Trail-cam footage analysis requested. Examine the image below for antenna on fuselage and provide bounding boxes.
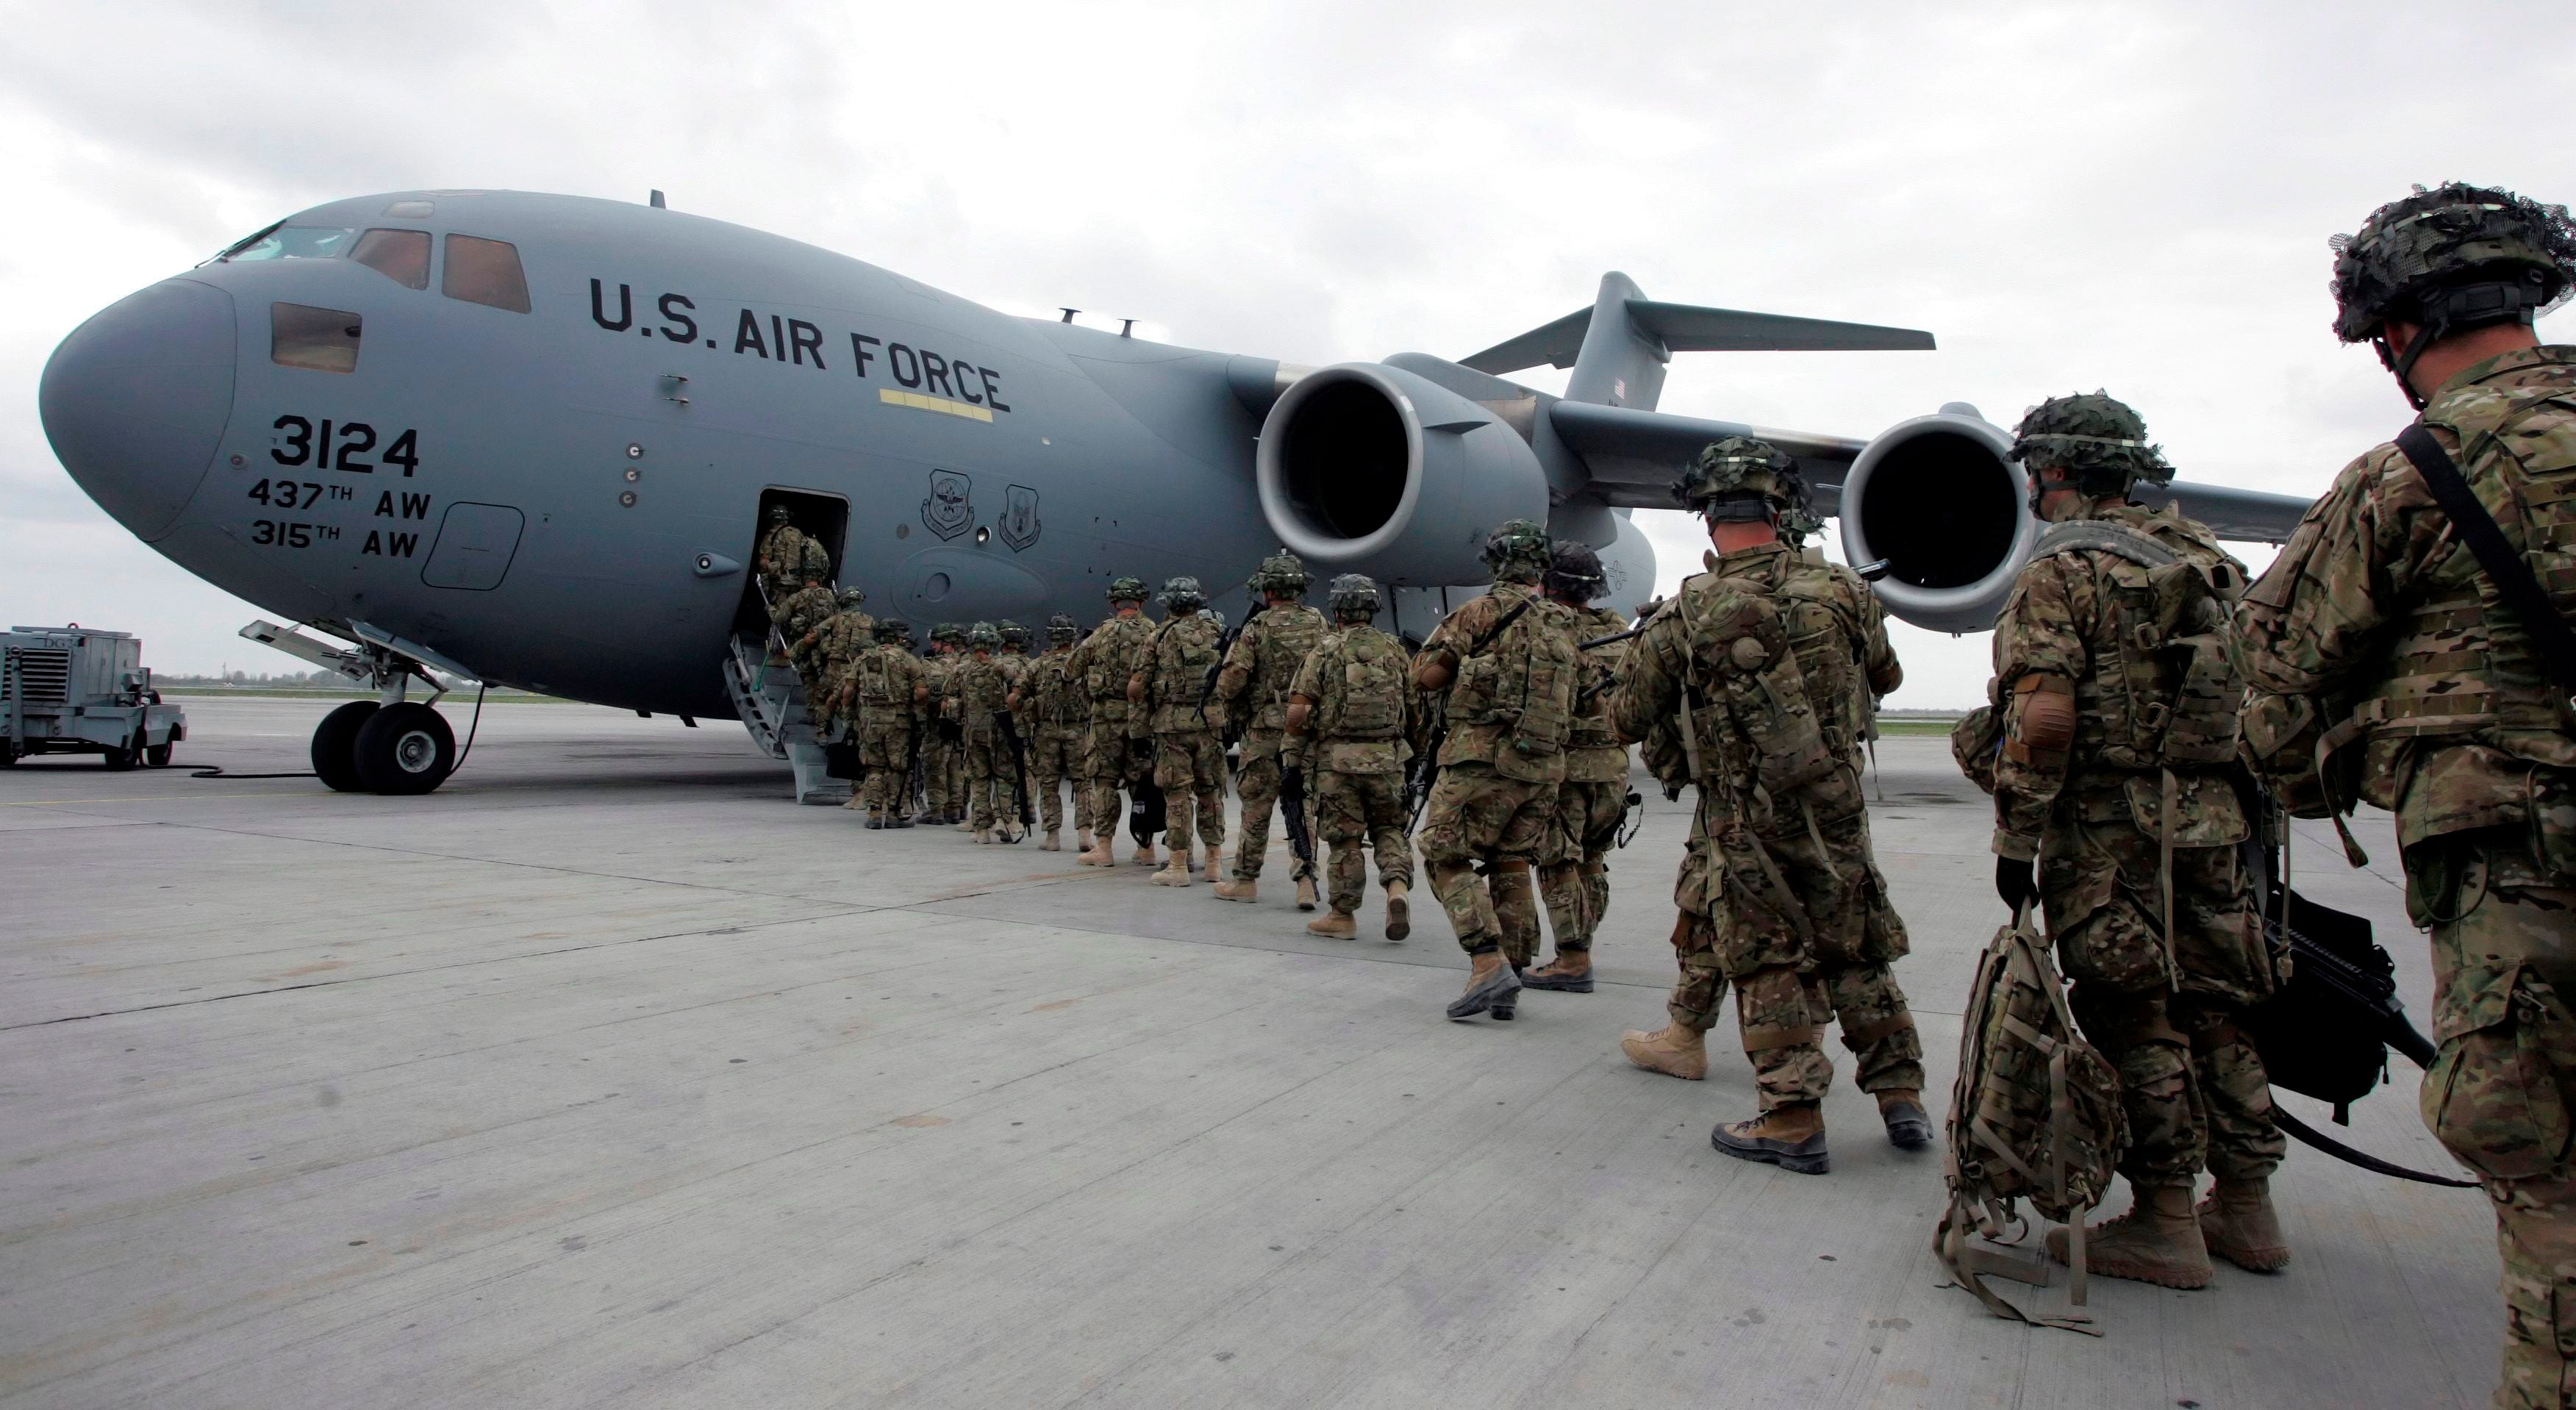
[1119,318,1136,338]
[1059,308,1078,323]
[649,190,667,209]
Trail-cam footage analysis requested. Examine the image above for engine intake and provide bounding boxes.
[1256,362,1548,584]
[1837,411,2033,633]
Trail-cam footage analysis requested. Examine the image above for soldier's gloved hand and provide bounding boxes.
[1994,855,2040,915]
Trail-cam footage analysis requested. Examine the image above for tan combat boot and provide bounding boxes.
[1040,829,1061,852]
[1078,830,1095,856]
[1383,881,1410,940]
[2047,1183,2213,1289]
[1620,1026,1709,1081]
[2197,1177,2291,1272]
[1152,853,1192,886]
[1132,842,1161,868]
[1212,876,1257,903]
[1306,909,1357,938]
[1294,875,1320,912]
[973,827,992,845]
[1203,842,1225,878]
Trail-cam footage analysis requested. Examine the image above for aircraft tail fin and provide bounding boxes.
[1459,272,1936,413]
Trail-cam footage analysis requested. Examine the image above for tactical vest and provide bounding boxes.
[1084,618,1151,701]
[1148,617,1223,730]
[1244,605,1328,732]
[1446,590,1576,762]
[854,646,907,706]
[1028,654,1085,729]
[2340,391,2576,762]
[1320,627,1408,740]
[1775,567,1872,767]
[2036,516,2245,773]
[1567,605,1628,753]
[1680,582,1837,803]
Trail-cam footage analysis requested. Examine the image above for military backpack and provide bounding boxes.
[1446,593,1576,778]
[1323,628,1409,740]
[2033,518,2245,773]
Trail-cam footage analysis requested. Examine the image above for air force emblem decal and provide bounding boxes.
[921,470,973,541]
[1000,484,1042,552]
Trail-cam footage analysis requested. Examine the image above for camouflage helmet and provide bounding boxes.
[1159,576,1206,612]
[1327,573,1381,620]
[1673,436,1800,520]
[837,585,867,609]
[1106,575,1149,604]
[1252,548,1311,595]
[967,621,1000,649]
[1545,540,1607,601]
[768,504,792,525]
[872,616,910,642]
[1045,612,1079,644]
[997,619,1029,648]
[1778,476,1826,543]
[2330,182,2576,344]
[798,540,833,581]
[2007,392,2172,495]
[1480,518,1553,583]
[931,621,963,644]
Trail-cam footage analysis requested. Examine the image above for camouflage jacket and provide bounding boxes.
[1068,612,1155,726]
[756,523,815,587]
[1136,612,1225,735]
[1798,551,1904,759]
[1289,623,1416,775]
[1420,581,1579,784]
[1988,501,2249,861]
[2237,344,2576,851]
[1562,601,1635,784]
[952,654,1012,742]
[771,584,837,664]
[847,643,925,727]
[1214,602,1330,752]
[814,608,875,673]
[1018,648,1089,732]
[920,653,959,723]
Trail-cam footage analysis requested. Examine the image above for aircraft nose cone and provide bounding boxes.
[40,278,237,542]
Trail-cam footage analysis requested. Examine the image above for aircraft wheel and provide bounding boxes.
[103,733,140,771]
[311,701,380,792]
[146,740,173,767]
[354,703,456,795]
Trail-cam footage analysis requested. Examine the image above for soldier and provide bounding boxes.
[954,622,1019,843]
[1132,576,1228,885]
[770,553,839,709]
[1070,577,1160,867]
[917,623,964,825]
[1285,574,1415,940]
[1978,393,2277,1284]
[1012,613,1090,851]
[1411,520,1578,1021]
[2235,184,2576,1400]
[807,586,874,745]
[755,504,815,598]
[1525,541,1632,994]
[1212,550,1331,907]
[1610,438,1927,1175]
[848,617,927,828]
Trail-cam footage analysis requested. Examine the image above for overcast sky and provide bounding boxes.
[1,0,2567,703]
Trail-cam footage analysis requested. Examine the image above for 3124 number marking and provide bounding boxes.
[270,415,419,476]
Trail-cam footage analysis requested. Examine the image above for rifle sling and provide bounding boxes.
[2393,423,2576,696]
[2272,1106,2478,1188]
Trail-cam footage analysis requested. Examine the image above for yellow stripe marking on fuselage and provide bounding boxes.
[879,388,995,423]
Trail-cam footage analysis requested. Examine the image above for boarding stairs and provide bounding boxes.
[723,631,848,805]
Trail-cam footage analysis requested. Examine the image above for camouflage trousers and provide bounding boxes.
[1028,724,1082,834]
[1153,730,1227,856]
[1671,804,1922,1109]
[1314,768,1414,915]
[1539,777,1625,954]
[1231,734,1315,883]
[1082,717,1139,842]
[2405,829,2576,1409]
[962,733,1022,833]
[856,720,912,815]
[1417,762,1554,962]
[2042,814,2280,1187]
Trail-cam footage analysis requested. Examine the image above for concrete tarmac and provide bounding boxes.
[0,699,2501,1407]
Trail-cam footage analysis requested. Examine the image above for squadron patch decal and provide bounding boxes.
[1000,484,1042,552]
[921,470,973,541]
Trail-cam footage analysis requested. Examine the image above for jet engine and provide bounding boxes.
[1255,362,1550,584]
[1836,409,2035,634]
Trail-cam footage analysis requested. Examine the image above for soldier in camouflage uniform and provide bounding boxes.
[2235,184,2576,1406]
[770,548,840,713]
[1213,550,1331,907]
[756,504,817,599]
[953,623,1020,842]
[847,617,927,828]
[1525,541,1632,994]
[1976,393,2278,1286]
[1012,613,1090,851]
[806,587,875,741]
[918,623,964,825]
[1071,577,1160,867]
[1286,574,1416,940]
[1611,438,1927,1175]
[1133,577,1229,885]
[1412,520,1579,1021]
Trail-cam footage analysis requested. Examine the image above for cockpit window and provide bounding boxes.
[351,229,431,290]
[223,226,357,263]
[384,199,434,218]
[442,235,530,313]
[272,303,362,373]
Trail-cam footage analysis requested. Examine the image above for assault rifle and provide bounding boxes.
[1278,759,1316,875]
[1405,596,1534,828]
[993,706,1035,840]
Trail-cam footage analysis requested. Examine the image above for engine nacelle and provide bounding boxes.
[1255,362,1550,584]
[1837,410,2034,634]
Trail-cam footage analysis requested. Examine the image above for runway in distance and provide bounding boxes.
[37,188,2313,792]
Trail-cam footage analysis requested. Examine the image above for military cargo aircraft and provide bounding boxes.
[39,189,2311,795]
